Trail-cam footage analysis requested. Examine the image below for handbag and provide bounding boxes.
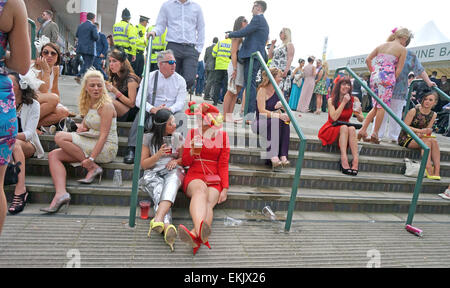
[332,121,362,130]
[198,158,221,185]
[4,161,21,186]
[144,71,159,132]
[227,77,237,94]
[404,158,425,178]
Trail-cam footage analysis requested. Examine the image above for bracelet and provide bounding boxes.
[115,91,121,99]
[88,156,95,162]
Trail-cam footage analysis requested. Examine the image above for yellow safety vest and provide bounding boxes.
[212,38,232,70]
[113,20,137,56]
[135,24,147,52]
[148,25,168,64]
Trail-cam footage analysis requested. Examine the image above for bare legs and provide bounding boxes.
[408,137,441,177]
[0,165,7,235]
[223,86,243,122]
[358,106,385,142]
[47,132,100,207]
[339,125,359,170]
[185,179,220,238]
[37,93,70,128]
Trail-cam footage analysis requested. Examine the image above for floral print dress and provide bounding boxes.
[0,0,18,166]
[370,53,398,109]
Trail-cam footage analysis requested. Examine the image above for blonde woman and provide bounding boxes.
[313,60,329,114]
[268,27,295,99]
[357,27,410,144]
[41,70,118,214]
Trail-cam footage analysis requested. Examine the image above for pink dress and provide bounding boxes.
[370,53,398,109]
[296,64,315,112]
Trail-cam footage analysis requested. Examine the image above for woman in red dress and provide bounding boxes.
[179,103,230,255]
[318,77,364,175]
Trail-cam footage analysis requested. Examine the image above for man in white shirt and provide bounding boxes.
[148,0,205,92]
[124,49,187,164]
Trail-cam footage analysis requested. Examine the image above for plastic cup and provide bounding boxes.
[193,136,203,156]
[139,200,151,220]
[113,169,122,186]
[163,136,173,154]
[353,101,361,112]
[262,206,276,221]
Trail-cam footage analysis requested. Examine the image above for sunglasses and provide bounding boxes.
[42,50,58,56]
[161,60,176,65]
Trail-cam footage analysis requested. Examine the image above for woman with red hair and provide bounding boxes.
[179,103,230,255]
[318,77,364,175]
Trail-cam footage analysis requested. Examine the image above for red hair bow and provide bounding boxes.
[334,75,342,85]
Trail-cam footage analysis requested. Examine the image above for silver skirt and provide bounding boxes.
[139,166,185,224]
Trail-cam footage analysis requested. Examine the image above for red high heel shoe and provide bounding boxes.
[178,224,201,255]
[199,220,211,249]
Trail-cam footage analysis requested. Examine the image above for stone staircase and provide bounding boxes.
[5,118,450,215]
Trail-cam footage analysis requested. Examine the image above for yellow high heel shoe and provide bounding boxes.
[164,224,177,252]
[148,218,164,238]
[425,169,441,180]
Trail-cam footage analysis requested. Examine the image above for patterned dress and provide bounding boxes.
[270,45,291,93]
[397,108,435,147]
[0,0,18,166]
[71,109,118,163]
[370,53,398,109]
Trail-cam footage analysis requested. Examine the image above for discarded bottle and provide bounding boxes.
[262,206,276,221]
[224,216,243,227]
[405,224,423,237]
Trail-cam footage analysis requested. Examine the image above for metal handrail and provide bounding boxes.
[128,37,153,227]
[334,67,429,228]
[27,18,36,59]
[404,79,450,120]
[243,51,307,232]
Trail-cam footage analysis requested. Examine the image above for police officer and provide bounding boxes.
[135,15,149,77]
[147,25,167,72]
[113,8,137,66]
[211,38,232,105]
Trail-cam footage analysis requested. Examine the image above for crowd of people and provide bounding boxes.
[0,0,449,253]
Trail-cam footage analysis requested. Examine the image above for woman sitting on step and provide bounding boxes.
[106,47,140,122]
[139,109,185,252]
[33,41,71,133]
[318,76,364,176]
[41,70,118,214]
[178,103,230,255]
[252,67,291,169]
[7,72,45,215]
[398,91,441,180]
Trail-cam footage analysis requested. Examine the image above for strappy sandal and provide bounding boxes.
[164,224,177,252]
[8,191,29,215]
[148,218,165,238]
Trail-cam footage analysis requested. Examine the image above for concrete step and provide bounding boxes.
[5,176,450,214]
[230,149,450,177]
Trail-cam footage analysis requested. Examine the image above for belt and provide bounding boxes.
[169,42,195,48]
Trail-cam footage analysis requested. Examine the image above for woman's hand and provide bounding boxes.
[165,159,178,171]
[421,128,433,135]
[279,113,290,122]
[81,158,96,170]
[76,126,88,133]
[156,144,171,158]
[343,94,351,104]
[231,70,237,80]
[274,101,283,110]
[218,188,228,204]
[105,81,115,93]
[36,56,50,74]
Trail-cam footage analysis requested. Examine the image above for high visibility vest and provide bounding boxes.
[113,20,137,56]
[135,24,147,52]
[148,25,168,64]
[212,39,232,70]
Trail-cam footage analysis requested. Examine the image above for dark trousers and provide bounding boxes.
[211,69,228,105]
[204,69,215,98]
[79,53,94,77]
[150,62,159,72]
[243,57,261,119]
[195,77,205,95]
[134,51,145,77]
[93,57,107,80]
[167,42,199,91]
